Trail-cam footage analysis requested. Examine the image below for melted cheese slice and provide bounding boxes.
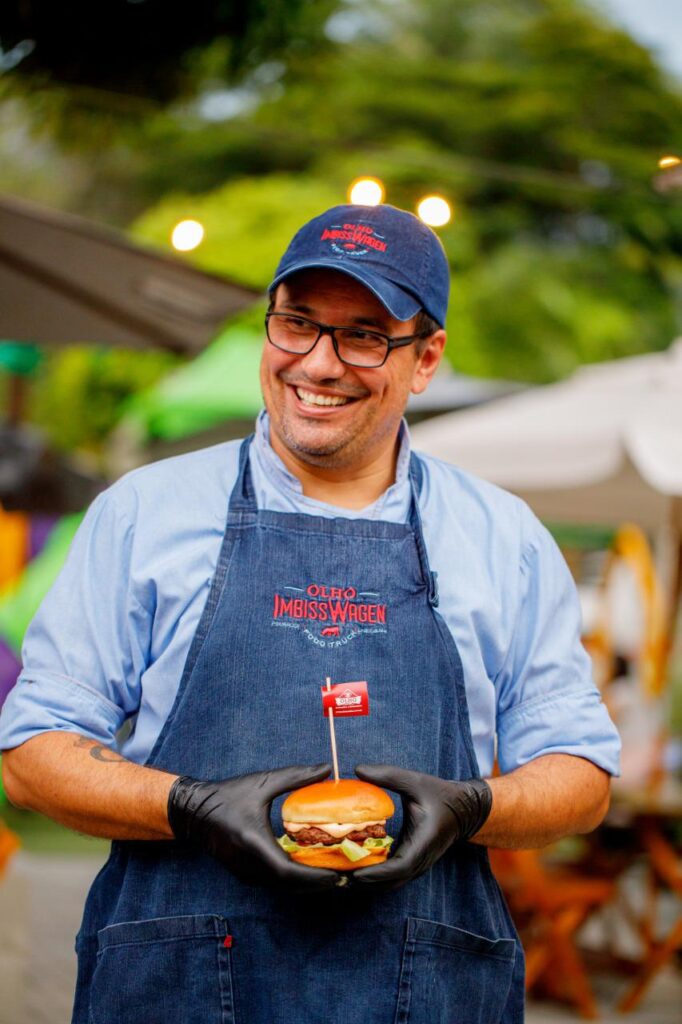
[283,820,385,838]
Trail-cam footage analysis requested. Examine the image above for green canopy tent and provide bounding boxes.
[121,325,263,440]
[109,324,264,473]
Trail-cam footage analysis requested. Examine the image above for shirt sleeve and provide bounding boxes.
[495,508,621,776]
[0,487,151,751]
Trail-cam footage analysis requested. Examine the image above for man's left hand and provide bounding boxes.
[351,764,492,891]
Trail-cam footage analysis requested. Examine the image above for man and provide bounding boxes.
[1,204,619,1024]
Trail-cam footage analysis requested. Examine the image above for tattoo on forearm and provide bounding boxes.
[73,735,127,763]
[89,746,127,763]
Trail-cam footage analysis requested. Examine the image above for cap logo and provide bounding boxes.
[320,221,387,258]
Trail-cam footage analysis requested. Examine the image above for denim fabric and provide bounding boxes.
[394,919,516,1024]
[73,438,524,1024]
[2,412,621,781]
[79,915,236,1024]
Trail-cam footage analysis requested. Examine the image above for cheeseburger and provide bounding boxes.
[279,779,394,870]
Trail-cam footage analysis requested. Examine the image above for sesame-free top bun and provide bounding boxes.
[282,778,394,824]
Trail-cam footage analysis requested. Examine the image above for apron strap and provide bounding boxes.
[408,453,439,607]
[227,438,438,606]
[228,435,257,514]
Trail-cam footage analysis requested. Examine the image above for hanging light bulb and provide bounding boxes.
[348,177,385,206]
[171,219,205,252]
[416,195,451,227]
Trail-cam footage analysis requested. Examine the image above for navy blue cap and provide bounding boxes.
[268,204,450,327]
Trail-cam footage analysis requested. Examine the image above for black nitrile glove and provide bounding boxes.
[168,763,338,892]
[352,764,492,891]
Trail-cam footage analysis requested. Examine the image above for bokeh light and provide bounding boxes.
[658,155,681,169]
[348,177,385,206]
[171,219,205,251]
[416,195,452,227]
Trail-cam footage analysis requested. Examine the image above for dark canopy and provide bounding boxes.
[0,194,259,355]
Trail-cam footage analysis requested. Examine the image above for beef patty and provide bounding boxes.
[288,823,387,846]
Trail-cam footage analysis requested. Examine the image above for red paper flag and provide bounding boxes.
[321,681,369,717]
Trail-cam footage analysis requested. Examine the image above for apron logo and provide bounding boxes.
[319,222,387,258]
[271,581,388,647]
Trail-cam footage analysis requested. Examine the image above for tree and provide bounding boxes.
[0,0,338,102]
[130,0,682,380]
[5,0,682,453]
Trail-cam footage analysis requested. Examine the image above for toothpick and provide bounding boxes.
[326,676,340,782]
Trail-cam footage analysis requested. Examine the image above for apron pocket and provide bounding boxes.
[394,916,516,1024]
[89,913,237,1024]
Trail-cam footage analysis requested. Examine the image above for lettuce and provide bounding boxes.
[363,836,394,850]
[278,834,302,852]
[339,839,371,862]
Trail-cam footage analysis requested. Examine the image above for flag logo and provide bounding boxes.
[321,681,369,717]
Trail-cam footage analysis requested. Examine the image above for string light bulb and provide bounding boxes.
[348,178,385,206]
[171,219,205,251]
[416,195,451,227]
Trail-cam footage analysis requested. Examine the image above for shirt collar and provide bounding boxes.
[253,410,412,513]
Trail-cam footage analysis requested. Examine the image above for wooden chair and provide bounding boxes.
[490,847,616,1018]
[616,816,682,1012]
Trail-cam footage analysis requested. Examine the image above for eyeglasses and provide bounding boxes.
[265,312,427,369]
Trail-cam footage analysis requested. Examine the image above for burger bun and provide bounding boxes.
[282,778,394,824]
[288,845,390,871]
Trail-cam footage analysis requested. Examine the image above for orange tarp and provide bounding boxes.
[0,505,29,590]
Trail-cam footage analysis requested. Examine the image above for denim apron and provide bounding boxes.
[73,438,524,1024]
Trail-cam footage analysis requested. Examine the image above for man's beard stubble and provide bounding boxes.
[272,371,371,468]
[276,414,358,467]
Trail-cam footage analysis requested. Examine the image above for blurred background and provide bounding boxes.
[0,1,680,1021]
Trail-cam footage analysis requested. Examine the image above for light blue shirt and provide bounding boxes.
[0,412,620,778]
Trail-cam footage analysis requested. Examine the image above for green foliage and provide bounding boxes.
[126,0,682,383]
[448,244,675,381]
[0,0,338,103]
[3,0,682,452]
[130,175,344,289]
[27,347,180,458]
[240,0,682,380]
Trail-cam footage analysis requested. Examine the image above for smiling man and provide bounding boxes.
[0,204,619,1024]
[261,267,445,504]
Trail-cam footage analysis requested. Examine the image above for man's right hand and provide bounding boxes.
[167,763,339,892]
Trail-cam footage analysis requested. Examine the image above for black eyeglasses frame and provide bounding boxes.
[264,312,429,368]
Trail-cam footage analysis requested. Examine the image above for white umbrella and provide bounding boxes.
[413,341,682,653]
[412,339,682,535]
[406,364,523,420]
